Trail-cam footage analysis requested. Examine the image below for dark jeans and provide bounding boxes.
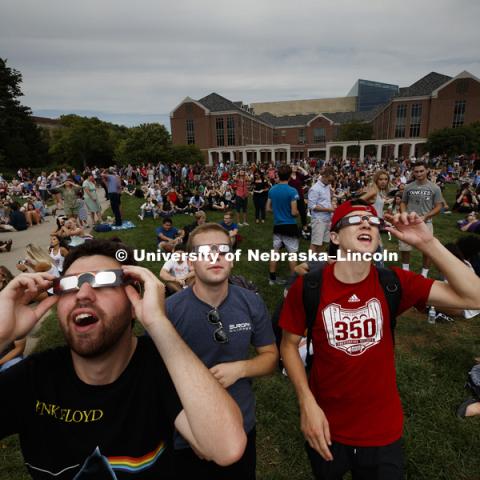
[173,427,256,479]
[306,439,404,480]
[253,193,267,220]
[297,198,307,228]
[108,192,122,226]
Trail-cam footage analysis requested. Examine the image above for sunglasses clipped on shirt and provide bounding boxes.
[334,215,384,232]
[53,269,130,295]
[192,244,232,256]
[207,308,229,344]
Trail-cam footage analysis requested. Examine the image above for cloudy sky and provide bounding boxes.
[2,0,479,128]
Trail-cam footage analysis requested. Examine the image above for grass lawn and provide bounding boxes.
[1,184,479,479]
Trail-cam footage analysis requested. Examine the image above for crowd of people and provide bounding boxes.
[0,153,480,479]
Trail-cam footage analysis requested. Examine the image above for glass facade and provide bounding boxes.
[348,79,399,112]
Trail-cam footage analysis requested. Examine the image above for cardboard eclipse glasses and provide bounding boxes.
[53,269,132,295]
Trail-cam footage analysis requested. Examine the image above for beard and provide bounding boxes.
[60,305,133,358]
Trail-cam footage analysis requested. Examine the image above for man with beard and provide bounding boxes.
[167,223,278,479]
[0,239,246,479]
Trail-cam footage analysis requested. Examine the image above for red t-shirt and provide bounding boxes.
[279,264,434,447]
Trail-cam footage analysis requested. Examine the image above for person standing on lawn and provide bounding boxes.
[280,200,480,480]
[167,223,278,479]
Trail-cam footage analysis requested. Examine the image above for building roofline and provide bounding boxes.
[170,96,210,117]
[431,70,480,98]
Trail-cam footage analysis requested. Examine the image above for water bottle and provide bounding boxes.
[427,306,436,324]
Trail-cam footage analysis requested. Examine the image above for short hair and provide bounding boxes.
[186,223,230,252]
[62,238,137,273]
[173,243,186,252]
[278,165,292,181]
[194,210,206,219]
[162,217,173,225]
[224,211,233,218]
[322,167,335,178]
[413,161,426,169]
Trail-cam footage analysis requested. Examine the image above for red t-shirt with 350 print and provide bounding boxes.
[279,264,434,447]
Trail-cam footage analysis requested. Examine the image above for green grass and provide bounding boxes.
[2,184,480,480]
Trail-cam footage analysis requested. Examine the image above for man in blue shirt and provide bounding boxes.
[219,211,239,249]
[101,168,122,226]
[267,165,299,285]
[156,218,183,252]
[167,223,278,479]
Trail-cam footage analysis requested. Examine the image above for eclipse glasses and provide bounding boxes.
[53,269,130,295]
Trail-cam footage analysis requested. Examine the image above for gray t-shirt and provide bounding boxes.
[402,181,442,222]
[166,284,275,449]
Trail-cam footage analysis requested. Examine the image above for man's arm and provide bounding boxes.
[209,343,278,388]
[122,266,246,466]
[280,332,333,461]
[385,212,480,310]
[423,202,442,222]
[291,199,299,217]
[266,198,272,212]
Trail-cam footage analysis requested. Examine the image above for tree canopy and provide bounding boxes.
[426,123,480,156]
[0,58,48,169]
[49,115,127,169]
[114,123,172,165]
[336,120,373,142]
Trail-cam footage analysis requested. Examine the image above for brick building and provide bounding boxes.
[170,70,480,164]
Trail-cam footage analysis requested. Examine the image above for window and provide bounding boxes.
[216,117,224,146]
[298,128,306,144]
[395,104,406,137]
[453,100,466,128]
[409,104,422,138]
[313,127,326,143]
[186,119,195,145]
[227,116,235,146]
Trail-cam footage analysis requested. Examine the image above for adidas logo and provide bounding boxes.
[348,294,360,303]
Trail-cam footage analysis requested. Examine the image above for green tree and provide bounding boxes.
[114,123,171,165]
[171,144,204,164]
[0,58,48,169]
[49,115,123,169]
[426,123,480,156]
[337,120,373,142]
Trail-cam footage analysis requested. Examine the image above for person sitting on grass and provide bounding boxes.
[159,243,195,294]
[219,211,239,249]
[188,191,205,214]
[7,202,28,231]
[183,211,207,245]
[138,197,158,220]
[458,212,480,234]
[156,217,184,252]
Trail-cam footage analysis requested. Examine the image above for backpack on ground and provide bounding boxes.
[466,364,480,399]
[228,274,259,294]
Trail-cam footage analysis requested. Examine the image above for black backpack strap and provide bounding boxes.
[302,263,326,370]
[376,267,402,344]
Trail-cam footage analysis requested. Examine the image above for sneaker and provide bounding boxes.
[238,223,244,227]
[138,215,143,220]
[243,222,249,226]
[269,278,287,286]
[435,312,454,323]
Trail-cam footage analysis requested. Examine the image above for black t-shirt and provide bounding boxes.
[9,210,28,231]
[0,336,182,479]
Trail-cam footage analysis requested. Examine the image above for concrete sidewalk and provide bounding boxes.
[0,190,110,274]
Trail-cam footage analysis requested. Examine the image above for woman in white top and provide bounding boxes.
[49,234,69,273]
